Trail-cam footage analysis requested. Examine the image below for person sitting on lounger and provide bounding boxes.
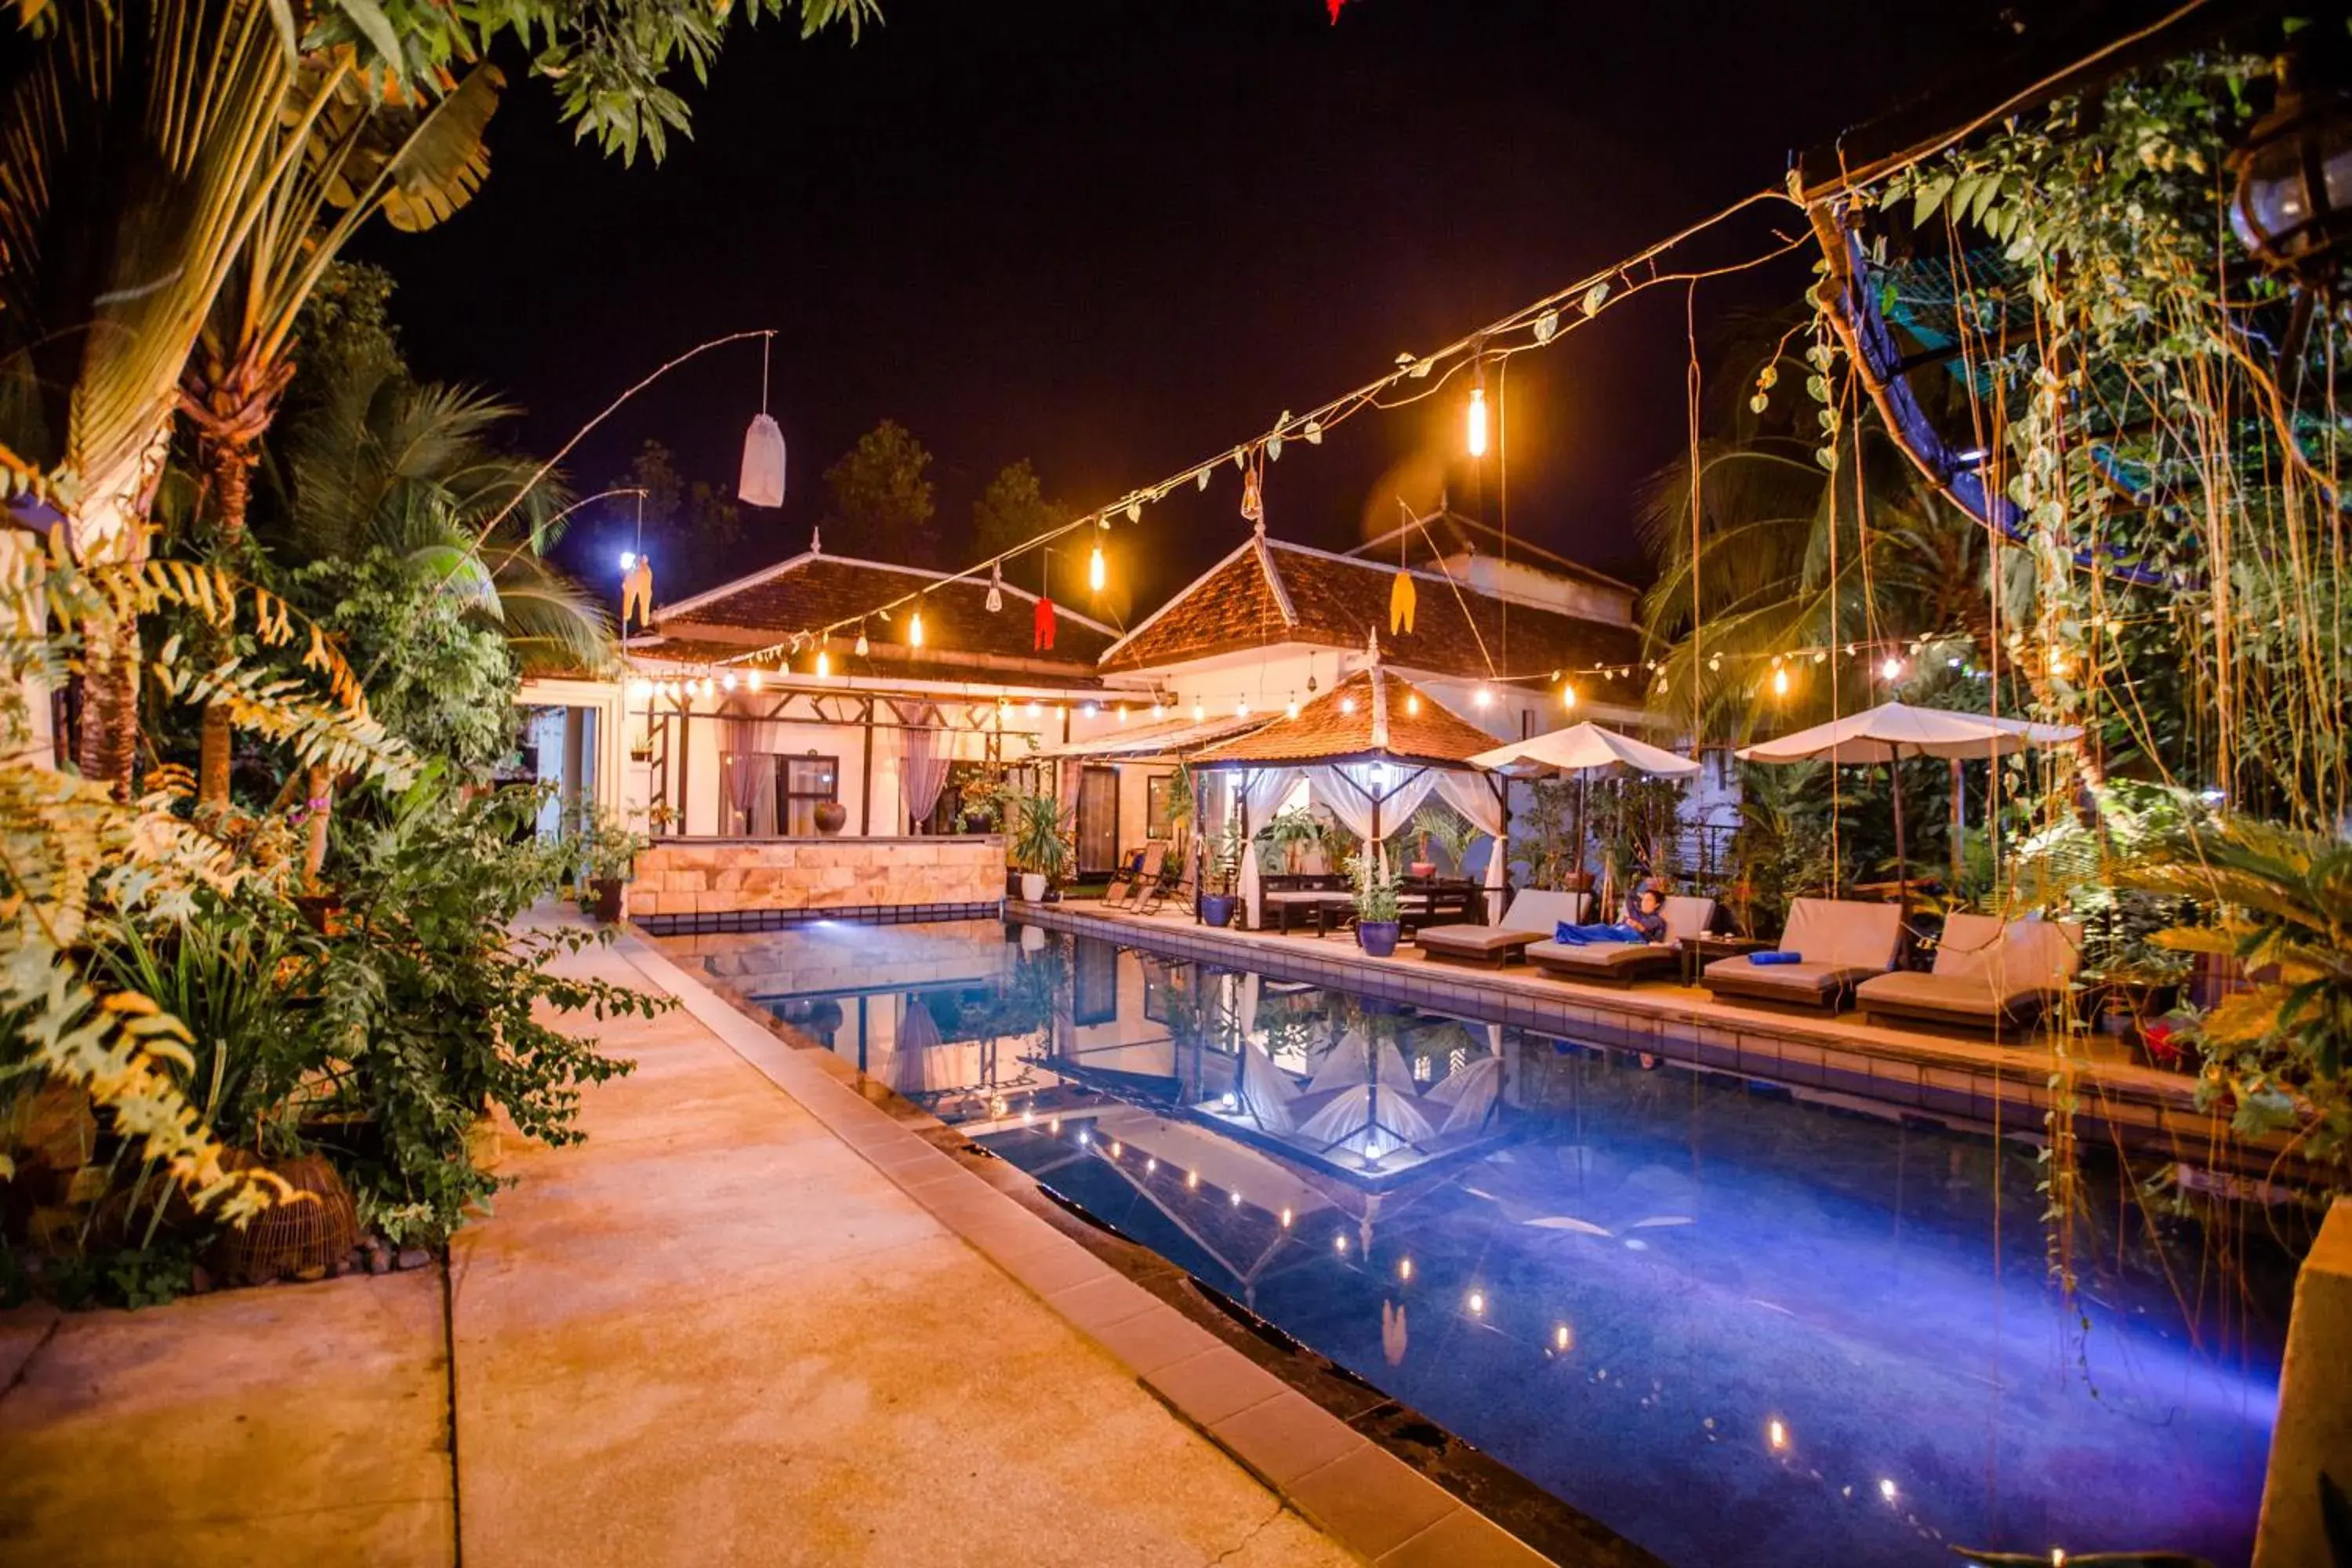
[1555,887,1669,946]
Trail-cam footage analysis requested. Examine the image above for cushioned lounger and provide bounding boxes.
[1415,889,1588,967]
[1526,896,1716,985]
[1701,898,1903,1011]
[1854,913,2083,1035]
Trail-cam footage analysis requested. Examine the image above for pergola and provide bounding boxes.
[1188,659,1510,924]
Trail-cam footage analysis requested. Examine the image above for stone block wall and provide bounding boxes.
[629,837,1004,917]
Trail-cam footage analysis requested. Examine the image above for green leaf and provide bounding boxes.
[333,0,405,78]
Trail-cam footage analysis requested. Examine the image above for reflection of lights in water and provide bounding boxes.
[1334,1233,1348,1253]
[1220,1091,1238,1109]
[991,1098,1007,1117]
[1767,1419,1788,1452]
[1076,1130,1091,1146]
[1467,1290,1486,1315]
[1186,1170,1200,1189]
[1398,1258,1413,1282]
[1109,1141,1123,1159]
[1878,1479,1898,1503]
[1279,1207,1293,1229]
[1229,1192,1242,1208]
[1554,1324,1573,1352]
[1145,1157,1157,1174]
[1021,1109,1033,1124]
[1048,1118,1062,1134]
[2050,1552,2066,1566]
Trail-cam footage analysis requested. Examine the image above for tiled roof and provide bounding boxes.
[1101,536,1641,678]
[626,635,1112,691]
[1190,668,1497,769]
[1026,710,1272,760]
[655,552,1117,669]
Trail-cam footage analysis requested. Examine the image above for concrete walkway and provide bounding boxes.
[1,931,1362,1568]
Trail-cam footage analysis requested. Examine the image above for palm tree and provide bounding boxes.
[1635,336,1999,744]
[182,60,503,805]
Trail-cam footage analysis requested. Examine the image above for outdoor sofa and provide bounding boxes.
[1854,912,2085,1036]
[1526,895,1718,985]
[1700,897,1904,1011]
[1415,888,1589,967]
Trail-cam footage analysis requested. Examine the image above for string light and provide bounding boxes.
[1770,666,1789,697]
[1027,700,1042,717]
[1406,694,1421,715]
[985,561,1004,614]
[855,628,870,658]
[721,672,737,691]
[1089,541,1105,593]
[1472,684,1493,708]
[1767,1419,1789,1452]
[1117,705,1129,724]
[1881,654,1903,681]
[1285,697,1300,719]
[815,648,830,680]
[1192,702,1206,721]
[909,607,924,648]
[619,550,637,571]
[1236,697,1250,717]
[1467,372,1490,459]
[1561,682,1577,710]
[747,669,763,692]
[1341,696,1357,714]
[1152,702,1166,719]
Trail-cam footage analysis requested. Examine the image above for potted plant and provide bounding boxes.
[1413,804,1482,881]
[1348,851,1402,956]
[1263,805,1326,874]
[1009,790,1073,902]
[572,806,648,924]
[1200,820,1244,927]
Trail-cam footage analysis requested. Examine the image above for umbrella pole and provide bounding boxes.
[1889,757,1908,915]
[1573,774,1589,895]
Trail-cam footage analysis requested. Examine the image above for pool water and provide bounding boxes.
[658,917,2295,1568]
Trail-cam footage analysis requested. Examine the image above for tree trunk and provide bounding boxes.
[75,612,140,800]
[195,441,256,810]
[303,764,331,888]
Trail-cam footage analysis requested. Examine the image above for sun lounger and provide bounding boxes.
[1526,895,1717,985]
[1123,843,1169,910]
[1415,889,1588,968]
[1701,897,1903,1011]
[1855,913,2084,1035]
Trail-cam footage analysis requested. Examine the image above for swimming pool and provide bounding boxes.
[658,916,2293,1567]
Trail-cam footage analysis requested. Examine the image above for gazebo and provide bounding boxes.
[1188,652,1511,926]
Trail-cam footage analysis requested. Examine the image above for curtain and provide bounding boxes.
[1239,1042,1302,1134]
[1436,771,1509,919]
[1305,1032,1418,1095]
[1305,764,1439,853]
[719,717,771,837]
[900,728,951,830]
[1235,767,1303,927]
[1424,1056,1501,1134]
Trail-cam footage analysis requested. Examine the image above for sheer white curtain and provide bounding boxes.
[899,729,950,830]
[1306,764,1439,868]
[1436,771,1509,919]
[719,717,779,837]
[1236,767,1303,927]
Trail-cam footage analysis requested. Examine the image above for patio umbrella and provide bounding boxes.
[1734,701,2082,909]
[1469,722,1700,905]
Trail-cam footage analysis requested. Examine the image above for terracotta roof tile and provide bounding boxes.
[626,636,1112,692]
[656,554,1116,669]
[1191,669,1497,768]
[1102,538,1638,678]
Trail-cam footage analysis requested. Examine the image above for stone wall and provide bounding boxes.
[2255,1199,2351,1568]
[629,837,1004,917]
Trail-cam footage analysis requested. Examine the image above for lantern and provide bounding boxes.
[738,336,787,507]
[2230,33,2352,278]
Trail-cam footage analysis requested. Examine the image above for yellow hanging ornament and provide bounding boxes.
[621,557,655,630]
[1388,567,1416,635]
[1240,462,1264,524]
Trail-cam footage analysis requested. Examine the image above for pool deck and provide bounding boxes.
[1009,898,2270,1177]
[0,919,1594,1568]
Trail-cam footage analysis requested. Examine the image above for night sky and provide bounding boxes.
[364,0,2022,618]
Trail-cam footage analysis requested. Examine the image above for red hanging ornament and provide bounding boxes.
[1034,593,1057,652]
[1326,0,1347,20]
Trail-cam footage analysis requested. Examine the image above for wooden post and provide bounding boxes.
[1192,768,1207,924]
[859,698,875,835]
[1889,757,1909,917]
[1949,757,1965,881]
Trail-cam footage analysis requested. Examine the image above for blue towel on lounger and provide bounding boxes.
[1555,922,1648,946]
[1748,949,1803,965]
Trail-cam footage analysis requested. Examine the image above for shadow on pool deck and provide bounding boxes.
[0,919,1377,1568]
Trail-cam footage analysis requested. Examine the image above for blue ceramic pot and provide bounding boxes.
[1356,920,1400,957]
[1200,894,1237,928]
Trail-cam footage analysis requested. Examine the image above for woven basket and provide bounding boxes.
[208,1152,359,1285]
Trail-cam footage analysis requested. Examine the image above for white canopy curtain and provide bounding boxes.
[717,716,782,837]
[1307,764,1440,870]
[1433,770,1509,920]
[1232,768,1304,928]
[899,728,951,831]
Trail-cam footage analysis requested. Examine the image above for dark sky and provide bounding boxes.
[365,0,2021,619]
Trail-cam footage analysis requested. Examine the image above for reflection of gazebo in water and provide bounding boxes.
[879,990,1050,1118]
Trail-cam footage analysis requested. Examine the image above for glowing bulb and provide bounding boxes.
[1878,1479,1898,1503]
[747,670,764,692]
[1048,1117,1061,1134]
[1089,543,1105,593]
[991,1097,1007,1117]
[1219,1091,1236,1109]
[1555,1324,1573,1352]
[1285,699,1299,719]
[1473,684,1492,709]
[627,679,652,699]
[1880,655,1902,681]
[1771,667,1788,697]
[909,609,924,648]
[1117,705,1128,724]
[1333,1233,1348,1253]
[1082,702,1098,718]
[1398,1258,1414,1281]
[721,672,738,691]
[1186,1170,1200,1189]
[1192,703,1206,722]
[1229,1191,1242,1208]
[1109,1140,1123,1159]
[1027,700,1042,717]
[619,550,637,571]
[1151,703,1165,719]
[1279,1207,1293,1229]
[1466,383,1489,458]
[1145,1156,1156,1173]
[1077,1130,1091,1146]
[815,649,830,679]
[1236,698,1250,717]
[1341,697,1357,714]
[855,630,869,658]
[1767,1419,1788,1451]
[1467,1290,1486,1315]
[1407,694,1421,715]
[1561,683,1577,710]
[2048,647,2068,676]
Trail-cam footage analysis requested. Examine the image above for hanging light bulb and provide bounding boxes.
[1406,694,1421,716]
[1192,702,1206,722]
[1341,696,1357,714]
[1466,376,1490,459]
[1151,702,1165,720]
[815,648,831,680]
[1116,705,1128,724]
[909,606,925,648]
[1561,682,1577,710]
[1026,700,1042,717]
[721,672,738,691]
[1881,654,1903,681]
[1771,666,1789,697]
[985,562,1004,615]
[1088,542,1105,594]
[619,550,637,572]
[855,627,870,658]
[1236,697,1250,717]
[2047,645,2069,676]
[1285,697,1299,719]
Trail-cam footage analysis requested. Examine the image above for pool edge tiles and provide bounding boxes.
[613,926,1639,1568]
[1004,899,2285,1179]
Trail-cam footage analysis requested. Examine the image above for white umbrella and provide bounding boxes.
[1734,701,2082,906]
[1471,722,1700,907]
[1470,721,1701,778]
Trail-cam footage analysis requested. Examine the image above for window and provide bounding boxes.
[779,755,838,836]
[1145,775,1175,840]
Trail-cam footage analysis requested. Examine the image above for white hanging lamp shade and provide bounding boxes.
[739,413,786,508]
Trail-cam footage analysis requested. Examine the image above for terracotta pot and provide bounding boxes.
[813,800,848,836]
[1409,861,1437,879]
[591,876,626,924]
